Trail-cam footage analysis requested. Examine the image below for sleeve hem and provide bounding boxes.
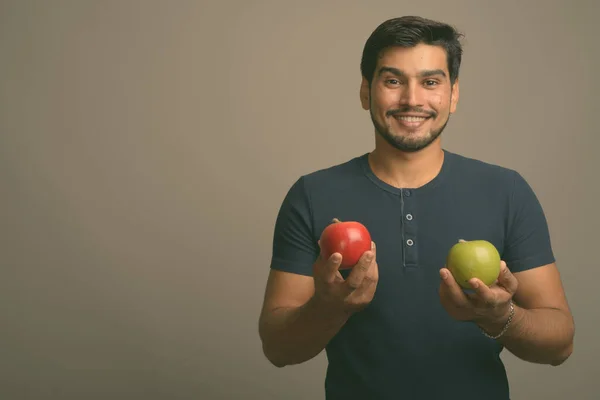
[506,253,556,273]
[270,257,315,277]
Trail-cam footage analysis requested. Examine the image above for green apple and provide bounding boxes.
[446,239,501,289]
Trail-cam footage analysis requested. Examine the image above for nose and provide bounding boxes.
[399,81,423,107]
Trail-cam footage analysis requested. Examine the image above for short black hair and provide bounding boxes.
[360,16,464,85]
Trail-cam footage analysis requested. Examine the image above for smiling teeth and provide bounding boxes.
[397,116,427,121]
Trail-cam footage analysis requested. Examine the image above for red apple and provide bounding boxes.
[319,218,372,269]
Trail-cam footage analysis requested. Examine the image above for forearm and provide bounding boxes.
[479,304,575,365]
[259,297,350,367]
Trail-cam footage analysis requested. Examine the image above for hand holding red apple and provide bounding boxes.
[312,218,378,314]
[319,218,373,269]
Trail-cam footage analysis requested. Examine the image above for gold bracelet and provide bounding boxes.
[481,301,515,340]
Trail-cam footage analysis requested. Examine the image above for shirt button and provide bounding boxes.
[406,239,414,246]
[404,190,411,197]
[406,214,413,221]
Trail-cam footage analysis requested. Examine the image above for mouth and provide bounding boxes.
[392,114,431,128]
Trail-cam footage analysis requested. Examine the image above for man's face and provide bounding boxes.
[360,43,459,152]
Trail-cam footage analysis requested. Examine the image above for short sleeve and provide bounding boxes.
[269,177,319,276]
[503,171,556,273]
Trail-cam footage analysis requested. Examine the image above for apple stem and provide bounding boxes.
[332,218,341,223]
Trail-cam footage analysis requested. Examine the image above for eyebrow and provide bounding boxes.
[377,66,447,78]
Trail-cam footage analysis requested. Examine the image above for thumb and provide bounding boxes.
[498,261,518,294]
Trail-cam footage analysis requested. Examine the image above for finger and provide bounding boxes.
[317,252,343,284]
[497,261,519,294]
[467,278,497,307]
[351,246,379,297]
[345,242,376,291]
[439,268,470,307]
[350,262,378,300]
[344,246,375,290]
[369,243,378,280]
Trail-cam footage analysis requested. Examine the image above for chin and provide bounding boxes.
[391,130,433,143]
[380,129,441,153]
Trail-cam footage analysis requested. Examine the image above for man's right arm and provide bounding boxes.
[258,269,350,368]
[259,176,348,367]
[259,176,378,367]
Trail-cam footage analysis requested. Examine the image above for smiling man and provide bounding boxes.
[365,61,455,153]
[258,16,574,400]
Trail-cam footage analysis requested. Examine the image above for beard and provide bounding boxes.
[369,105,451,153]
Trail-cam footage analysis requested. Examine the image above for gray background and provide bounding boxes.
[1,0,598,399]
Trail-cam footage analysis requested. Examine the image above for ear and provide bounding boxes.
[360,77,370,110]
[450,78,460,114]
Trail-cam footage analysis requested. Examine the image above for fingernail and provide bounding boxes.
[440,270,447,279]
[366,252,374,262]
[331,254,341,262]
[471,280,479,288]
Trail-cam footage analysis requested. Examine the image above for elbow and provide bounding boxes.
[259,328,288,368]
[268,357,288,368]
[550,318,575,366]
[261,341,288,368]
[259,323,286,368]
[550,342,574,366]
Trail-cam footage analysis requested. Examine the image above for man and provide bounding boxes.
[258,16,574,400]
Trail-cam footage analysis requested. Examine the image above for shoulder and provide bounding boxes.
[443,150,529,194]
[292,154,369,194]
[301,154,366,181]
[275,154,368,212]
[444,150,545,214]
[446,150,519,181]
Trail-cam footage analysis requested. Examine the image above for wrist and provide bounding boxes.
[477,301,516,339]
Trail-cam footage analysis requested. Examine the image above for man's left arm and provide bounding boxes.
[440,170,575,366]
[476,262,575,366]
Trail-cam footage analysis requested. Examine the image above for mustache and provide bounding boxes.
[386,107,437,118]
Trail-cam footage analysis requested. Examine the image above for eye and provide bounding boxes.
[386,79,400,85]
[424,80,438,87]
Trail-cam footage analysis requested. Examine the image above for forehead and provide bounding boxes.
[376,43,449,75]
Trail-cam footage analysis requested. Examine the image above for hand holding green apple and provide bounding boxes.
[439,239,520,332]
[446,239,501,289]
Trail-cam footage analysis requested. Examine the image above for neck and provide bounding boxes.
[368,138,445,189]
